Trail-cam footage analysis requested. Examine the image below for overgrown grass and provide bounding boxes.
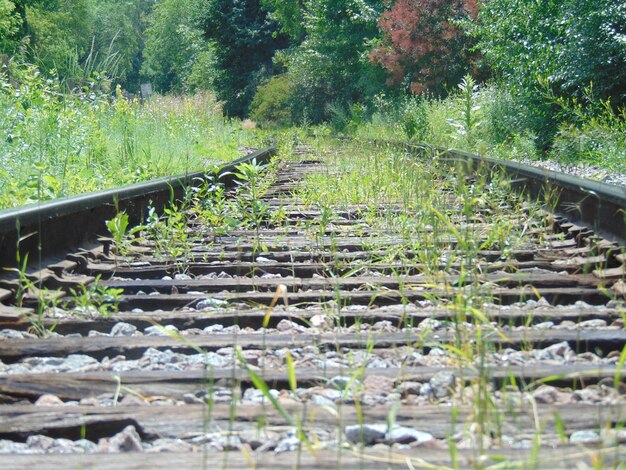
[350,79,626,174]
[0,65,259,209]
[285,138,568,461]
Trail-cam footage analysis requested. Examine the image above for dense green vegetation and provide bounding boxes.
[0,67,256,209]
[0,0,624,208]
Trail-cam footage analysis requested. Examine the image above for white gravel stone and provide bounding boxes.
[274,437,300,453]
[386,426,434,445]
[144,325,178,336]
[327,376,353,391]
[578,319,607,328]
[345,424,387,445]
[34,394,64,406]
[147,438,194,453]
[429,372,455,399]
[276,319,306,332]
[0,330,25,339]
[518,158,626,188]
[106,425,143,452]
[539,341,574,361]
[203,324,225,333]
[110,322,137,337]
[570,429,601,444]
[63,355,99,372]
[196,298,228,310]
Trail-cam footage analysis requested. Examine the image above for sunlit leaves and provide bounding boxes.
[370,0,477,96]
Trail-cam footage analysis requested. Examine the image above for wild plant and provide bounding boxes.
[136,189,200,273]
[232,158,272,230]
[3,241,61,337]
[67,275,124,318]
[0,64,259,210]
[194,170,240,241]
[448,75,483,150]
[105,210,145,258]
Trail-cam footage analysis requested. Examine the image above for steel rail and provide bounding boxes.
[0,147,277,267]
[362,139,626,245]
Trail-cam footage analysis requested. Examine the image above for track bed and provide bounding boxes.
[0,141,625,468]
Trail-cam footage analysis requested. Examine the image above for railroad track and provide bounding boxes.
[0,139,625,469]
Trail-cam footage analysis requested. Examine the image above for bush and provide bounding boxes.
[370,0,478,96]
[470,0,626,147]
[550,112,626,171]
[398,96,428,141]
[249,74,294,128]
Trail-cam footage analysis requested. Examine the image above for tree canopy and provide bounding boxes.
[0,0,623,147]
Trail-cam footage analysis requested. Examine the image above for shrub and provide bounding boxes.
[470,0,626,147]
[550,111,626,171]
[249,74,294,128]
[370,0,478,96]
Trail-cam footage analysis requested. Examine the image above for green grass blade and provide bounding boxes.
[235,347,294,426]
[286,351,297,393]
[614,344,626,390]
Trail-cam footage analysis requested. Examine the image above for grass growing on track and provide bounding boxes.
[0,68,259,210]
[351,78,626,174]
[280,137,596,466]
[46,136,623,468]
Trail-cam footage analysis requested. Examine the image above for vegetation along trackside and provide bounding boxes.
[0,0,624,468]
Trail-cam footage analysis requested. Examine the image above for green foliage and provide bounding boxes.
[0,64,257,210]
[0,0,22,54]
[26,0,92,79]
[88,0,153,91]
[399,96,428,141]
[448,74,482,148]
[106,211,145,256]
[204,0,288,118]
[141,0,211,93]
[249,74,294,127]
[260,0,304,41]
[233,158,271,229]
[0,0,153,91]
[470,0,626,146]
[327,101,366,134]
[277,0,386,123]
[548,94,626,171]
[68,275,124,318]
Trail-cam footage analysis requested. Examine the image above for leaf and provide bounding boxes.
[614,344,626,390]
[235,347,294,426]
[286,351,297,393]
[262,284,288,328]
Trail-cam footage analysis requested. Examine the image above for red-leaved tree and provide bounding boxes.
[370,0,478,95]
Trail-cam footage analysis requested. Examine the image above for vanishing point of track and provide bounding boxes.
[0,140,625,468]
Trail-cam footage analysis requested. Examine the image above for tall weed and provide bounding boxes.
[0,64,257,210]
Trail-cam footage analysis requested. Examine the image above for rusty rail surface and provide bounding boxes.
[368,139,626,244]
[0,147,277,266]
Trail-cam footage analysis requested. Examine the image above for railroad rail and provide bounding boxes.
[0,139,625,468]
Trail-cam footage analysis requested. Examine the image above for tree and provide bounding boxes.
[260,0,304,41]
[89,0,155,92]
[0,0,22,55]
[25,0,92,77]
[142,0,209,92]
[470,0,626,145]
[203,0,288,117]
[268,0,386,123]
[370,0,478,96]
